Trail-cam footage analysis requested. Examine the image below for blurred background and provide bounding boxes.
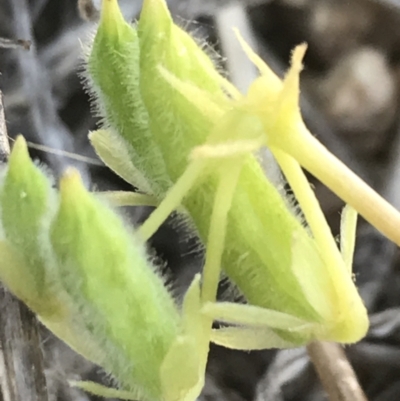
[1,0,400,400]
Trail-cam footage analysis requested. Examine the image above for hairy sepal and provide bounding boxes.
[50,168,181,400]
[0,136,190,401]
[0,137,109,364]
[138,0,229,182]
[86,0,171,197]
[0,136,60,316]
[89,129,153,192]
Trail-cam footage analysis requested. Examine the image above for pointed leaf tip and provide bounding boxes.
[8,135,29,167]
[139,0,172,31]
[12,135,28,152]
[100,0,127,37]
[291,43,307,72]
[59,168,86,202]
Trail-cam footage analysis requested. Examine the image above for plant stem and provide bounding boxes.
[287,123,400,247]
[139,160,206,241]
[307,341,368,401]
[201,160,242,304]
[272,148,343,272]
[199,160,242,377]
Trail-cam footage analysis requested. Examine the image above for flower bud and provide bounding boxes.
[138,0,226,179]
[86,0,171,196]
[50,168,180,399]
[0,136,59,316]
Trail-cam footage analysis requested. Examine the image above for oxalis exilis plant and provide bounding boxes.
[1,0,400,400]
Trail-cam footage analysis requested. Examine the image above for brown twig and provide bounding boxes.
[0,37,31,50]
[0,93,10,163]
[307,341,368,401]
[0,90,49,401]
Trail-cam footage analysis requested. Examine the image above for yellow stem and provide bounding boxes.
[286,123,400,247]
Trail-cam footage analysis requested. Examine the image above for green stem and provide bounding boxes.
[201,160,243,304]
[198,159,243,375]
[139,160,206,241]
[272,149,344,275]
[98,191,158,207]
[271,148,360,319]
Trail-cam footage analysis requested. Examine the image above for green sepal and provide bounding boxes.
[89,129,153,192]
[87,0,171,197]
[137,0,225,181]
[160,275,204,401]
[0,136,59,316]
[50,168,181,400]
[160,335,201,401]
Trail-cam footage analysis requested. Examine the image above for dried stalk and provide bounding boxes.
[0,37,31,50]
[307,341,368,401]
[0,95,10,163]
